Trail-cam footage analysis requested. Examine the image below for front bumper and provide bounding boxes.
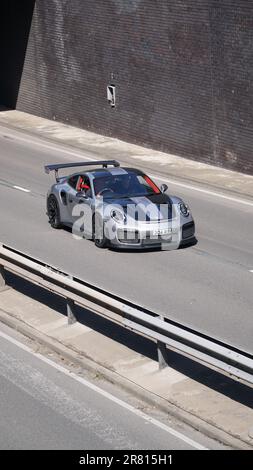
[107,220,195,249]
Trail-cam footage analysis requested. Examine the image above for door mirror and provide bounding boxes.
[160,184,168,193]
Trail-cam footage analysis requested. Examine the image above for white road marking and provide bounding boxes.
[13,185,31,193]
[0,329,207,450]
[249,270,253,273]
[2,126,252,208]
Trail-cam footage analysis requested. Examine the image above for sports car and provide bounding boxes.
[45,160,195,249]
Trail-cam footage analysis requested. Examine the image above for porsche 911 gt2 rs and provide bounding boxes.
[45,160,195,249]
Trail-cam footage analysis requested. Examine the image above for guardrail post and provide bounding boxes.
[157,341,168,369]
[67,298,76,325]
[157,315,168,369]
[0,266,7,292]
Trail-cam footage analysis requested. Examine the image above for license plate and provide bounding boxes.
[152,228,172,236]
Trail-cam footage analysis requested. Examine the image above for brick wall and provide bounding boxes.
[14,0,253,174]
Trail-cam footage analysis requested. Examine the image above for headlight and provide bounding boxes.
[178,202,189,217]
[110,209,126,223]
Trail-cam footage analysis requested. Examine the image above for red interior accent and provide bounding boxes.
[144,176,160,193]
[77,177,90,191]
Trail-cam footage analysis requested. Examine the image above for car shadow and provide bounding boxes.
[4,271,253,411]
[108,237,198,253]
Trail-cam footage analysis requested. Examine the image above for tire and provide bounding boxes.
[47,195,62,229]
[93,214,107,248]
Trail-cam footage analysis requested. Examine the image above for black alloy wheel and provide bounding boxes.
[47,195,62,229]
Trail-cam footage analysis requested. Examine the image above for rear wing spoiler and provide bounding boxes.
[44,160,120,181]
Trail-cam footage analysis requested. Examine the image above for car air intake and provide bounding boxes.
[182,221,195,239]
[117,230,140,244]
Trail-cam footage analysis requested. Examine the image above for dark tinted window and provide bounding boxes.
[77,175,92,197]
[93,172,160,198]
[68,175,79,189]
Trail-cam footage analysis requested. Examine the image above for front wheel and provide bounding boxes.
[93,214,108,248]
[47,195,62,229]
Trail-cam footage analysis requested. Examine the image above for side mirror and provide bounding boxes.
[76,191,88,199]
[160,184,168,193]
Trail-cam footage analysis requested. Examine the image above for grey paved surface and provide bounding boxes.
[0,110,253,199]
[0,323,217,450]
[0,110,252,449]
[0,289,252,449]
[0,116,252,352]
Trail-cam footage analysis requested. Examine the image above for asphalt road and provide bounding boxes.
[0,322,222,450]
[0,125,253,353]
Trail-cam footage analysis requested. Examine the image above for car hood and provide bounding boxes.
[105,193,173,221]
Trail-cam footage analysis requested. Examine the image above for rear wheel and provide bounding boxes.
[47,195,62,229]
[93,214,108,248]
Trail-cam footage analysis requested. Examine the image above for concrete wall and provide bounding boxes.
[4,1,253,174]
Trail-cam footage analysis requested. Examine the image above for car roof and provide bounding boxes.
[68,167,144,179]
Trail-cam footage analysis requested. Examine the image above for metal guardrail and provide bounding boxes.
[0,243,253,384]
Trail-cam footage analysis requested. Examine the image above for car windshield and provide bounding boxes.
[93,172,160,199]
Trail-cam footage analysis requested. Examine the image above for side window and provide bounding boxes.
[83,176,92,197]
[76,175,92,196]
[68,175,79,189]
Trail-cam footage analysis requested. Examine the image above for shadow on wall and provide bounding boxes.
[0,0,35,109]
